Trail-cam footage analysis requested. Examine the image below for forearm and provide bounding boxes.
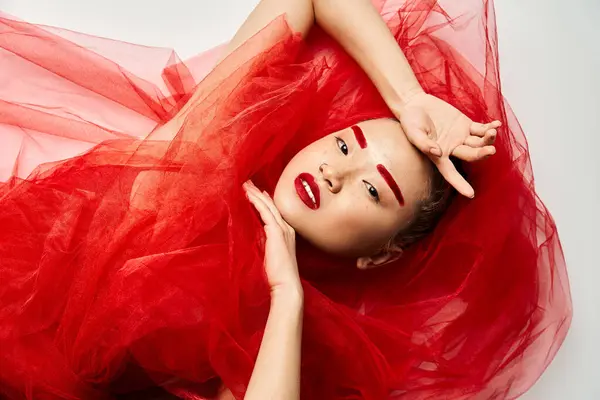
[164,0,420,137]
[314,0,423,108]
[227,0,423,107]
[244,289,304,400]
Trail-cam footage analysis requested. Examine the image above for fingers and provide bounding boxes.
[464,129,497,147]
[470,120,501,137]
[261,189,294,233]
[261,191,286,224]
[452,145,496,162]
[405,127,442,157]
[245,182,282,222]
[244,181,293,234]
[244,183,278,228]
[433,157,475,198]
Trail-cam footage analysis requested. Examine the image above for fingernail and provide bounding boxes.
[430,147,442,156]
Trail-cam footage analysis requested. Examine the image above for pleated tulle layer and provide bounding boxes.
[0,0,571,399]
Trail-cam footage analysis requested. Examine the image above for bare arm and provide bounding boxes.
[216,290,303,400]
[241,181,304,400]
[244,290,304,400]
[213,0,500,198]
[227,0,422,104]
[159,0,422,138]
[149,0,498,199]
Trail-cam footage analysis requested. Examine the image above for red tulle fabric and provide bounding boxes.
[0,0,571,399]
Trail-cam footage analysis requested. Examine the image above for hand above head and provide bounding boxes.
[393,92,501,198]
[243,181,302,299]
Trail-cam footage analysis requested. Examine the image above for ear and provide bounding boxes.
[356,244,403,270]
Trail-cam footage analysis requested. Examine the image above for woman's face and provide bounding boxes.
[274,118,432,258]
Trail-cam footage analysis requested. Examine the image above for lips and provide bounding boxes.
[295,172,320,210]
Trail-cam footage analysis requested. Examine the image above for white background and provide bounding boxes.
[2,0,599,398]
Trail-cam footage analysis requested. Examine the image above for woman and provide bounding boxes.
[0,0,570,399]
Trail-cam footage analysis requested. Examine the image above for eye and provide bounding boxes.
[335,137,348,155]
[364,181,380,203]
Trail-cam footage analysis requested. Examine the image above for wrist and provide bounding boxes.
[271,284,304,308]
[394,84,425,108]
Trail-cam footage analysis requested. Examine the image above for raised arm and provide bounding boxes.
[157,0,499,199]
[220,0,501,198]
[222,0,422,105]
[162,0,424,136]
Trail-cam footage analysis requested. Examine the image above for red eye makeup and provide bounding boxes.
[377,164,405,207]
[351,125,367,149]
[350,124,404,207]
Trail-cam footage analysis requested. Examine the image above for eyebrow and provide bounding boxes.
[351,124,405,206]
[351,125,368,149]
[377,164,405,207]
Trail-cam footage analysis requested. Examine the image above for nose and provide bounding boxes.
[319,163,343,193]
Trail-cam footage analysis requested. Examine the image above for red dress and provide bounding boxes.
[0,0,571,399]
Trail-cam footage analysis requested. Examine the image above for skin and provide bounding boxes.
[274,118,432,259]
[243,181,303,400]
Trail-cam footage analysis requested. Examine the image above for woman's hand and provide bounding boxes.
[243,181,302,298]
[243,179,304,400]
[394,92,501,198]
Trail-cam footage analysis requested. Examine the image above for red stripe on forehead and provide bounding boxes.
[351,125,367,149]
[377,164,405,206]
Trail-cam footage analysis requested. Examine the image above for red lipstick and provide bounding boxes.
[294,172,320,210]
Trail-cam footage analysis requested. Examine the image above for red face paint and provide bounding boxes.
[377,164,405,206]
[351,125,367,149]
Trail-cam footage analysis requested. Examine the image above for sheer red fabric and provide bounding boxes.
[0,0,571,399]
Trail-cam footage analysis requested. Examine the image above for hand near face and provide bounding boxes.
[394,92,501,198]
[244,181,302,297]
